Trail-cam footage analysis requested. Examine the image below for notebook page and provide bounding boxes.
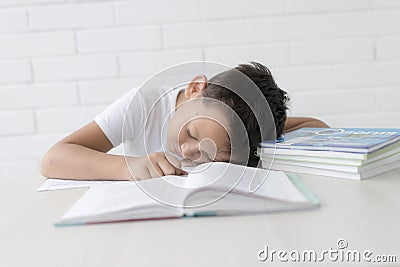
[61,176,187,222]
[37,178,129,192]
[248,169,308,202]
[184,162,308,203]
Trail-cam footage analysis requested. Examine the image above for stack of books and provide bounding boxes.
[257,128,400,180]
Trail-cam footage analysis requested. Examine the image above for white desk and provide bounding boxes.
[1,170,399,267]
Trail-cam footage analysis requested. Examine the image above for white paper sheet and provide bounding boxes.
[37,178,130,192]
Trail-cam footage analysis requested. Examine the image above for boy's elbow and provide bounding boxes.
[39,146,58,177]
[312,118,330,128]
[40,151,51,177]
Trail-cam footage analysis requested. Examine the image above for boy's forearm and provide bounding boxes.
[284,117,330,133]
[291,120,330,131]
[40,143,132,181]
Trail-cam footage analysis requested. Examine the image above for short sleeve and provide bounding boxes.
[94,87,144,148]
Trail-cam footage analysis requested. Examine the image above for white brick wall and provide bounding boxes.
[0,0,399,176]
[290,38,374,65]
[204,43,289,68]
[28,3,114,30]
[377,36,400,60]
[0,60,31,84]
[35,105,106,133]
[78,78,137,104]
[77,26,162,53]
[0,8,28,33]
[119,49,203,76]
[0,83,78,109]
[0,110,35,135]
[0,32,75,58]
[32,55,118,81]
[115,0,199,25]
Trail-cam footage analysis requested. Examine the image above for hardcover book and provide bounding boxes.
[56,162,319,226]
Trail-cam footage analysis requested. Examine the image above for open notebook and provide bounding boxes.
[56,162,319,226]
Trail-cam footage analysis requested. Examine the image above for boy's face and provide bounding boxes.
[166,76,231,164]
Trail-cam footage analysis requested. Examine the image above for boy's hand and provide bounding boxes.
[125,152,187,180]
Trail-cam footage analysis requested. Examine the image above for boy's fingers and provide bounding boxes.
[174,167,187,176]
[147,161,164,177]
[163,153,187,175]
[163,153,188,175]
[164,153,182,167]
[141,152,189,178]
[132,166,152,181]
[156,159,175,176]
[181,159,201,167]
[158,157,187,176]
[178,169,188,175]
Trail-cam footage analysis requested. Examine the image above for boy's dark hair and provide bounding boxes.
[203,62,289,167]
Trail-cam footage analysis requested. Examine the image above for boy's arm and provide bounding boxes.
[40,121,132,181]
[283,117,330,133]
[40,121,185,181]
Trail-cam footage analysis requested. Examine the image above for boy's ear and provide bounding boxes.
[184,75,207,99]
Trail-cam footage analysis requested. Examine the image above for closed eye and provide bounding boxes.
[187,125,197,140]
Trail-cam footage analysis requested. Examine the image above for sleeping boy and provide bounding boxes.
[40,62,328,181]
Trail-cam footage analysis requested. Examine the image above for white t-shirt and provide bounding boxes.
[94,87,180,157]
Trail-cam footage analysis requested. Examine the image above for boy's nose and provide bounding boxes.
[180,141,201,161]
